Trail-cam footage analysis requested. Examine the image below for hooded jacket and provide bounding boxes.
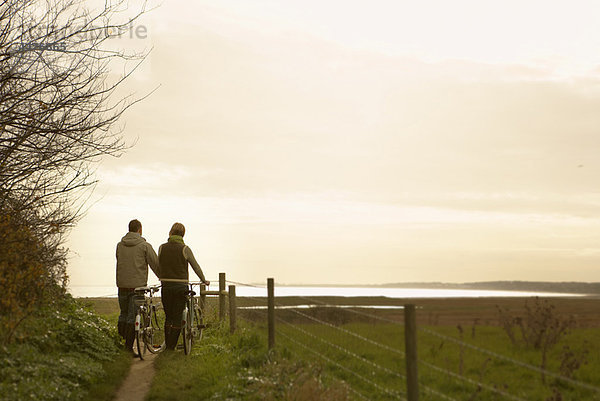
[116,232,160,288]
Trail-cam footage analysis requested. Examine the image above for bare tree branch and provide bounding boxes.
[0,0,152,295]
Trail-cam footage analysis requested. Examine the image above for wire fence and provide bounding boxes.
[278,330,406,401]
[417,326,600,393]
[228,279,600,401]
[281,341,372,401]
[89,276,600,400]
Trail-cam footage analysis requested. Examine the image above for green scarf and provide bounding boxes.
[168,235,185,244]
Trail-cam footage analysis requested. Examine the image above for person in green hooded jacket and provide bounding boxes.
[158,222,210,350]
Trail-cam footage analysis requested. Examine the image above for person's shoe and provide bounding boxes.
[164,324,172,350]
[165,324,181,351]
[124,323,135,352]
[168,328,181,351]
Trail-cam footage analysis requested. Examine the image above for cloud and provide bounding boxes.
[107,13,600,221]
[68,4,600,285]
[97,163,191,189]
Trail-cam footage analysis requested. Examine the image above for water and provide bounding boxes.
[238,304,405,310]
[68,285,583,299]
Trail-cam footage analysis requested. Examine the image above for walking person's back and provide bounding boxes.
[115,219,160,353]
[158,222,209,350]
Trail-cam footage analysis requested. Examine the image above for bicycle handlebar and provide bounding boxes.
[187,281,208,286]
[160,278,210,286]
[134,285,161,293]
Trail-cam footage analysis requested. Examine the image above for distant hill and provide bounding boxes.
[377,281,600,294]
[286,281,600,294]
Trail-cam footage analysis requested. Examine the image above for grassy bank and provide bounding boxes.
[147,321,350,401]
[80,295,600,400]
[275,322,600,400]
[237,296,600,400]
[0,295,130,401]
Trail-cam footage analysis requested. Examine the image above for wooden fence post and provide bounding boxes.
[267,278,275,350]
[405,304,419,401]
[200,283,206,313]
[219,272,226,321]
[229,285,236,334]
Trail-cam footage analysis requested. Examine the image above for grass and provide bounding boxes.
[0,294,131,401]
[147,320,351,401]
[273,319,600,400]
[87,350,132,400]
[81,297,120,316]
[81,295,600,400]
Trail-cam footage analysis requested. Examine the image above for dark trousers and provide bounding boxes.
[118,288,136,324]
[162,282,187,350]
[117,288,136,350]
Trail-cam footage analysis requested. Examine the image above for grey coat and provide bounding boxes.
[116,232,160,288]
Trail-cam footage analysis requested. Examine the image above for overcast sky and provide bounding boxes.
[67,0,600,288]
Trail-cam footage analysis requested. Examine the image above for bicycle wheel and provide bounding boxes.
[182,304,193,355]
[194,304,204,343]
[135,310,146,360]
[146,304,165,353]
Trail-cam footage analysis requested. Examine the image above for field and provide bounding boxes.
[241,295,600,400]
[85,295,600,400]
[271,321,600,400]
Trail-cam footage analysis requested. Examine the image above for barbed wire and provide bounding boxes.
[277,316,407,382]
[238,309,373,400]
[240,304,400,400]
[278,330,406,401]
[226,279,267,289]
[292,294,405,325]
[239,287,403,326]
[278,313,456,401]
[347,384,371,401]
[225,279,401,322]
[226,280,402,325]
[419,383,459,401]
[231,278,600,398]
[239,295,269,305]
[284,306,406,358]
[419,327,600,393]
[281,334,372,401]
[419,359,528,401]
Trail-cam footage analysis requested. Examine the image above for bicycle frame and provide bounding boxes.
[182,282,205,355]
[134,285,164,359]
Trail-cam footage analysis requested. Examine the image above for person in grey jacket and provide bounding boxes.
[116,219,160,352]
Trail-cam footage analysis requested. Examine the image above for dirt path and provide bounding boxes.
[113,353,157,401]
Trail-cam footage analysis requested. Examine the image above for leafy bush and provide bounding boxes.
[0,295,124,401]
[496,297,574,351]
[0,214,49,343]
[496,297,576,383]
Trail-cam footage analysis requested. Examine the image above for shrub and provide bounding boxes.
[496,297,575,383]
[0,214,50,343]
[517,298,574,351]
[0,296,123,401]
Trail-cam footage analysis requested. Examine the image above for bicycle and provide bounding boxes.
[133,285,165,360]
[182,282,206,355]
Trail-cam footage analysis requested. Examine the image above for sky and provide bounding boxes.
[67,0,600,288]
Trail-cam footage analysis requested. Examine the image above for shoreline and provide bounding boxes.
[82,295,600,327]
